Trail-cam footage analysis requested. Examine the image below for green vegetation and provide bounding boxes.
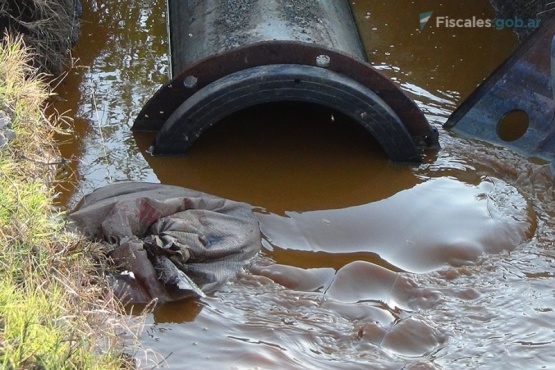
[0,35,140,369]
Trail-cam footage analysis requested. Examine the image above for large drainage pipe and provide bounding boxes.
[133,0,439,162]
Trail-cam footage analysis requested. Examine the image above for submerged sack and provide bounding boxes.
[69,182,261,304]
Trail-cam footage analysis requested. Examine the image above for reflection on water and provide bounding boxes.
[52,0,555,368]
[53,0,167,205]
[257,177,534,273]
[352,0,515,102]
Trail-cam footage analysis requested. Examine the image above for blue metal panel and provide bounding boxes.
[445,14,555,166]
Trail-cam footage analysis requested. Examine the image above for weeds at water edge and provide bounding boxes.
[0,34,153,369]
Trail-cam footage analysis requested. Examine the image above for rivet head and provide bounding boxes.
[183,75,198,88]
[316,54,330,67]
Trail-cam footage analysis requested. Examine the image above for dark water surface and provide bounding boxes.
[54,0,555,368]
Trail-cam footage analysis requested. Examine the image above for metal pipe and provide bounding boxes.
[169,0,367,71]
[133,0,438,162]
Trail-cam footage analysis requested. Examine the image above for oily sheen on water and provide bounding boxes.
[256,176,534,273]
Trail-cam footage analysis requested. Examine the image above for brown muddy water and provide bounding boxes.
[53,0,555,368]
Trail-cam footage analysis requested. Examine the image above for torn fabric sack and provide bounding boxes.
[68,182,261,304]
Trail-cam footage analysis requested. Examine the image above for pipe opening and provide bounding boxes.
[191,101,385,158]
[152,64,422,162]
[134,101,416,212]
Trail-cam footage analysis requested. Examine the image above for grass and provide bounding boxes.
[2,0,80,75]
[0,34,147,369]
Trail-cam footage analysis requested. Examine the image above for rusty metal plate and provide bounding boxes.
[133,41,434,143]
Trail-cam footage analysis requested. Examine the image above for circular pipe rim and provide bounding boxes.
[152,64,422,162]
